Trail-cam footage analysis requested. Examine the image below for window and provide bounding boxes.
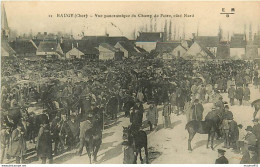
[178,50,181,57]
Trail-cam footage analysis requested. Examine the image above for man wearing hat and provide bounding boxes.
[1,123,10,164]
[76,102,94,156]
[241,145,259,164]
[235,86,244,106]
[50,113,61,156]
[252,118,260,163]
[248,146,258,164]
[36,118,53,164]
[215,149,229,164]
[243,84,250,104]
[229,117,239,149]
[66,114,80,150]
[228,85,236,106]
[191,99,204,121]
[215,96,225,113]
[162,102,172,128]
[8,122,27,164]
[221,106,233,148]
[244,126,257,147]
[146,102,158,131]
[222,105,233,121]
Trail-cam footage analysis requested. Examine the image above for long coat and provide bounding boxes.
[229,120,239,143]
[169,93,177,106]
[215,156,229,164]
[191,103,204,121]
[36,124,52,159]
[146,105,158,125]
[243,87,250,101]
[130,110,142,130]
[8,128,26,157]
[240,151,250,164]
[176,88,185,108]
[244,132,257,146]
[184,101,193,123]
[228,87,236,99]
[235,87,244,100]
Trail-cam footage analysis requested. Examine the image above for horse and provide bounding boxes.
[205,111,223,139]
[84,113,103,163]
[251,99,260,120]
[122,126,149,164]
[185,119,217,151]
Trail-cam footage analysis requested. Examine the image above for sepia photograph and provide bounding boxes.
[1,1,260,165]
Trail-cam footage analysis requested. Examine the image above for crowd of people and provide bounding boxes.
[1,56,260,164]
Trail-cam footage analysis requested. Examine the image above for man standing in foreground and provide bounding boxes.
[215,149,229,164]
[252,118,260,163]
[76,103,94,156]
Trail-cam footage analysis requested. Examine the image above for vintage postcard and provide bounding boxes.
[1,1,260,165]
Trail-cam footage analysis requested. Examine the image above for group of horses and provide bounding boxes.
[186,99,260,151]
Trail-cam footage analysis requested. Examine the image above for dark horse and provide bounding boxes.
[252,99,260,120]
[122,126,149,164]
[185,119,217,151]
[84,113,103,164]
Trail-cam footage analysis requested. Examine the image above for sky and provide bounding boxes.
[2,1,260,40]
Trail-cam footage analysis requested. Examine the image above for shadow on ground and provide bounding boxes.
[103,132,115,139]
[96,143,123,164]
[100,141,118,151]
[148,146,162,164]
[53,152,76,164]
[193,138,224,150]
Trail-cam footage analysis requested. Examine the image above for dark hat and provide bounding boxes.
[245,126,253,131]
[194,99,199,103]
[224,105,229,109]
[217,149,226,154]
